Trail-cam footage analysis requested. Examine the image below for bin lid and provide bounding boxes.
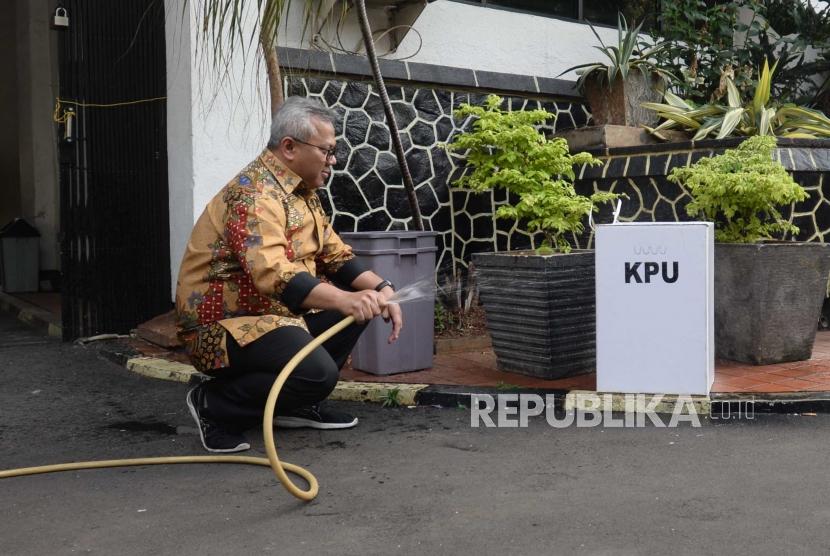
[0,218,40,238]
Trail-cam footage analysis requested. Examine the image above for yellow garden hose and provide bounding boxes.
[0,315,357,502]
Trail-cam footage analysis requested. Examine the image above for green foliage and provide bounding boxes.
[445,95,619,254]
[652,0,755,103]
[434,301,449,334]
[668,136,808,243]
[559,14,676,92]
[643,60,830,140]
[381,387,401,408]
[434,299,466,333]
[750,0,830,104]
[651,0,830,106]
[765,0,830,42]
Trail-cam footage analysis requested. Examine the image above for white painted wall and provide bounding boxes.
[278,0,394,55]
[165,0,270,296]
[275,1,614,79]
[397,1,617,80]
[165,3,196,298]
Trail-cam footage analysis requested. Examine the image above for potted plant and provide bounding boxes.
[560,14,676,128]
[668,135,830,364]
[446,94,620,379]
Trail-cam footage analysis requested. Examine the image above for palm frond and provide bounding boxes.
[195,0,322,67]
[726,78,741,109]
[718,107,745,139]
[694,117,723,140]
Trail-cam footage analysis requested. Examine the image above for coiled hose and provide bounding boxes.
[0,315,357,502]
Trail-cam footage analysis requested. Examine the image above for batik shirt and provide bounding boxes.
[175,148,366,373]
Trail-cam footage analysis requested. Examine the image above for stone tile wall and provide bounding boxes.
[571,139,830,248]
[281,49,830,284]
[287,75,590,277]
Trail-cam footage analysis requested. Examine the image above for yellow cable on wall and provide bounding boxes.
[53,96,167,123]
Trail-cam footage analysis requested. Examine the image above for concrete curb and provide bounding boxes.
[329,381,429,405]
[413,384,830,415]
[121,356,429,406]
[564,390,710,415]
[710,391,830,414]
[126,357,199,384]
[0,291,62,338]
[101,345,830,415]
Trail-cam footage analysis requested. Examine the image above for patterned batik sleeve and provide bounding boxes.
[314,199,368,286]
[225,186,321,314]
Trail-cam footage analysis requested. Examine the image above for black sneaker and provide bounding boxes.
[276,404,358,430]
[186,384,250,453]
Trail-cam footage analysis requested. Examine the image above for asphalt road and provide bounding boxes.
[1,312,829,555]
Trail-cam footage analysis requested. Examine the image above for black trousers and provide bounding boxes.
[201,310,367,431]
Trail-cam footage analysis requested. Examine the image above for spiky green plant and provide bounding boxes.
[643,59,830,140]
[381,387,401,408]
[669,135,808,243]
[559,14,677,91]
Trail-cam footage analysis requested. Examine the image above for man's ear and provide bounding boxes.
[279,137,297,161]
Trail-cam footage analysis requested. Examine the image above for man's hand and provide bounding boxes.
[376,284,402,343]
[337,271,405,343]
[335,288,403,343]
[381,299,403,344]
[337,290,385,323]
[303,281,402,341]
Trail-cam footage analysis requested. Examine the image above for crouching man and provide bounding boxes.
[175,97,402,452]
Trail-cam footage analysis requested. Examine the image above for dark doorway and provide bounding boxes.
[58,0,170,340]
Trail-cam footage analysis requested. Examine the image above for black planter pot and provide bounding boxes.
[472,250,596,379]
[715,242,830,365]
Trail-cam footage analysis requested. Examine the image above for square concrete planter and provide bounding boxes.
[583,72,664,128]
[473,250,596,379]
[715,242,830,365]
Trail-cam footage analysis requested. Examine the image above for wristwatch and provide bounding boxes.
[374,279,395,292]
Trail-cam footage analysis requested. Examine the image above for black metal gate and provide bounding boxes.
[58,0,171,340]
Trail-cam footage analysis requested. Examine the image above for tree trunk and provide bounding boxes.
[354,0,424,231]
[260,31,284,117]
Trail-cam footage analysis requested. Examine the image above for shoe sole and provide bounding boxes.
[186,386,251,453]
[276,416,359,430]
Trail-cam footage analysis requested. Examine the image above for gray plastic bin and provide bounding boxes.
[341,231,438,375]
[0,218,40,293]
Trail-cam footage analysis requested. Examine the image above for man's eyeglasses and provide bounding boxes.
[291,137,337,160]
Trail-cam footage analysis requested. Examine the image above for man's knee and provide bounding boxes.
[319,360,339,397]
[295,351,339,400]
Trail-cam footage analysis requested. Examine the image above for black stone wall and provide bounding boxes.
[570,138,830,249]
[287,75,591,277]
[280,50,830,284]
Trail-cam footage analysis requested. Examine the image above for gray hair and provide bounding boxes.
[267,97,337,147]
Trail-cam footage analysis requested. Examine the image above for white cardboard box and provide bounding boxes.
[595,222,714,395]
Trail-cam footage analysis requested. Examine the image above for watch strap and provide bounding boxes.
[374,279,394,292]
